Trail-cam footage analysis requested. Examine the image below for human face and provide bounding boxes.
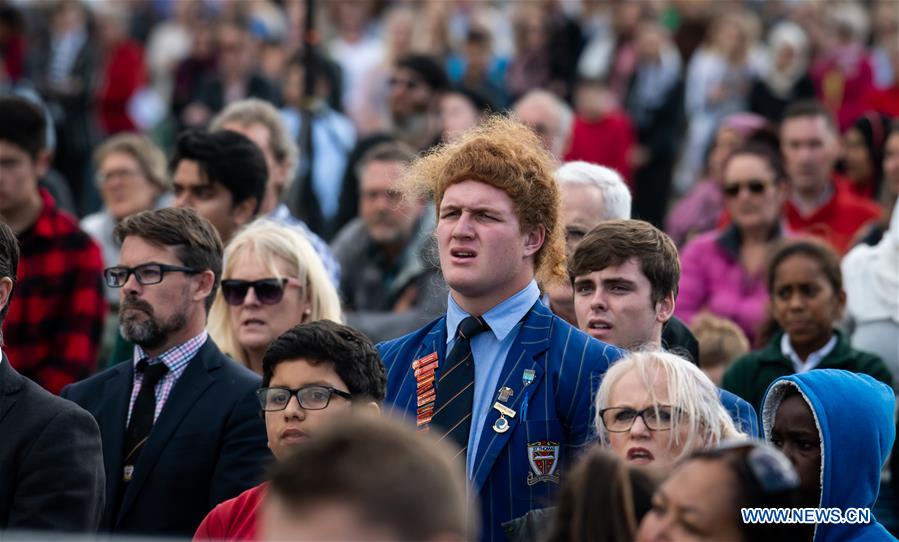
[573,258,674,350]
[117,236,206,354]
[636,459,744,541]
[359,160,420,246]
[770,393,821,507]
[842,127,874,185]
[771,254,844,359]
[221,121,284,211]
[227,251,310,360]
[707,127,743,182]
[98,152,161,222]
[440,93,480,143]
[172,159,254,243]
[722,154,785,232]
[437,180,543,314]
[388,66,432,117]
[781,116,839,195]
[605,367,690,470]
[264,359,353,461]
[514,101,561,157]
[883,133,899,197]
[0,141,43,216]
[560,183,604,254]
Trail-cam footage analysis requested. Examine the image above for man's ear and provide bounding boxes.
[655,291,676,324]
[357,401,382,415]
[0,276,13,314]
[232,197,258,228]
[34,150,52,178]
[523,225,546,257]
[192,270,216,303]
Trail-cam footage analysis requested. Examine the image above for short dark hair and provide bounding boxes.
[266,413,473,540]
[262,321,387,403]
[114,207,224,311]
[781,99,838,135]
[395,54,449,92]
[171,130,268,215]
[0,221,20,332]
[355,140,417,182]
[568,219,680,305]
[766,237,842,296]
[0,95,46,159]
[725,140,787,183]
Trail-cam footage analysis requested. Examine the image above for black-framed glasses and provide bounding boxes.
[723,179,771,198]
[104,263,199,288]
[220,278,301,306]
[256,386,352,411]
[599,405,682,432]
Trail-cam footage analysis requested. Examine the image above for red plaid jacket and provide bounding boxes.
[3,189,105,394]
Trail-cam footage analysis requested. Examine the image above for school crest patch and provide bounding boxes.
[527,441,561,485]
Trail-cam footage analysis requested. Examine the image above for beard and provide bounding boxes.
[118,297,188,350]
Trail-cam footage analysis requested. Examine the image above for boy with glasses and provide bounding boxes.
[61,207,270,536]
[194,320,386,541]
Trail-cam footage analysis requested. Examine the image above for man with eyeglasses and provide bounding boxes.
[0,95,105,395]
[568,219,759,437]
[194,320,386,542]
[61,207,271,536]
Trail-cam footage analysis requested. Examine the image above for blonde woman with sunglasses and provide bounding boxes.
[208,220,342,374]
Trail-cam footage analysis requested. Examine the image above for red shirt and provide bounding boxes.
[97,40,145,134]
[785,180,881,255]
[3,189,105,394]
[563,111,635,185]
[194,483,267,541]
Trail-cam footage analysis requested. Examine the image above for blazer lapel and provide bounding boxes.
[116,343,217,523]
[403,320,447,414]
[0,356,24,426]
[97,364,133,527]
[470,303,553,491]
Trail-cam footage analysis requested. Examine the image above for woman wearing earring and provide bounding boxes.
[208,220,343,374]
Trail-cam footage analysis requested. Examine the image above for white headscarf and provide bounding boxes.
[842,198,899,324]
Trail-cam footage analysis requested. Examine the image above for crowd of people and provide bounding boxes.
[1,0,898,540]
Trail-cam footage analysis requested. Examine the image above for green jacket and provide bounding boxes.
[722,330,892,413]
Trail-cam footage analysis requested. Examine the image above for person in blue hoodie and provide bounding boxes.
[761,369,896,541]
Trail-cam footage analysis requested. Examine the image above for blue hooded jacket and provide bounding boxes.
[761,369,896,541]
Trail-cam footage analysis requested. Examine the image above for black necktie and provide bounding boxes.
[123,360,169,478]
[431,316,490,454]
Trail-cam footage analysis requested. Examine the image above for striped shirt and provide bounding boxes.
[126,332,208,427]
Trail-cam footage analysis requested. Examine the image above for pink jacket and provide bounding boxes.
[676,226,776,344]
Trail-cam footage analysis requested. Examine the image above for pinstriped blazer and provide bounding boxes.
[378,300,624,542]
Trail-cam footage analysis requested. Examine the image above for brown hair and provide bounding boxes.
[355,140,417,181]
[690,313,750,371]
[93,133,170,191]
[568,219,680,306]
[402,115,566,285]
[266,412,474,540]
[548,447,661,542]
[113,208,224,311]
[781,99,838,135]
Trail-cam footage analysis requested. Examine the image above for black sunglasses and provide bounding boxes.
[220,278,300,306]
[723,179,771,198]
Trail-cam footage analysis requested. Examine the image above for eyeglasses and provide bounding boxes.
[256,386,352,411]
[220,278,301,306]
[599,405,682,432]
[722,179,771,198]
[96,168,142,185]
[388,76,421,90]
[104,263,200,288]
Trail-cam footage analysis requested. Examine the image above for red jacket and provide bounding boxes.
[97,40,145,134]
[194,483,266,542]
[563,111,635,185]
[785,180,881,255]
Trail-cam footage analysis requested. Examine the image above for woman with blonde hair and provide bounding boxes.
[595,351,744,471]
[208,220,342,374]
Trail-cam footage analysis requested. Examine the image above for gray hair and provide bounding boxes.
[595,351,744,461]
[556,161,632,220]
[210,99,299,189]
[512,90,573,158]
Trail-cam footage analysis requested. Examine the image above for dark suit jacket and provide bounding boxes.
[0,355,104,531]
[61,338,271,536]
[379,301,624,542]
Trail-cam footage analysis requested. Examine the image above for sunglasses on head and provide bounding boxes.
[723,179,771,198]
[220,278,301,306]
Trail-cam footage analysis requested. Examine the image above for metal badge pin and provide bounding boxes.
[498,386,513,402]
[522,369,535,387]
[492,401,517,433]
[493,416,510,433]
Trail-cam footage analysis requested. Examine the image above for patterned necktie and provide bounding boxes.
[431,315,491,454]
[124,360,169,476]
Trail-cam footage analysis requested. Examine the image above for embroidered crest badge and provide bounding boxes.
[526,440,561,485]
